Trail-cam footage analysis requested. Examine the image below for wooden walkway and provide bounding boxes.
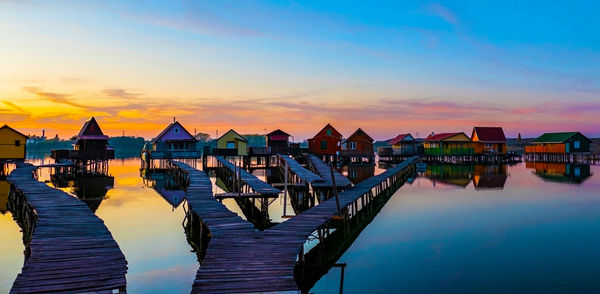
[215,156,281,196]
[306,154,352,188]
[170,156,417,294]
[278,155,324,184]
[7,164,127,294]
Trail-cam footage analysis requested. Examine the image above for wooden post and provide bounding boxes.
[330,163,342,216]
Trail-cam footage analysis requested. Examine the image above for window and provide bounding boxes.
[326,129,332,136]
[350,142,356,150]
[226,141,235,149]
[174,127,180,134]
[320,140,327,150]
[15,140,20,146]
[574,141,580,149]
[485,143,493,148]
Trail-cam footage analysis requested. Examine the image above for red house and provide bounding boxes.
[308,123,342,156]
[342,128,375,164]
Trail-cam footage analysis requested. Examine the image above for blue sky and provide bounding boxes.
[1,0,599,139]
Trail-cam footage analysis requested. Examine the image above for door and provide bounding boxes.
[565,143,570,153]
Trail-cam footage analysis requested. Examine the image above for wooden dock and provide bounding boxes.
[215,156,281,196]
[278,155,324,184]
[170,156,417,294]
[7,164,128,294]
[306,154,352,188]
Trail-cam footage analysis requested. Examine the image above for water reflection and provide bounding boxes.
[50,170,114,212]
[424,164,473,187]
[473,164,508,189]
[343,165,376,185]
[526,162,592,184]
[0,177,8,215]
[142,169,186,209]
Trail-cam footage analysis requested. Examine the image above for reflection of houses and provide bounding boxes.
[345,165,375,185]
[215,129,248,156]
[472,165,507,189]
[341,128,375,164]
[526,162,591,184]
[0,178,9,214]
[424,132,473,156]
[0,124,28,161]
[308,124,342,156]
[425,165,473,187]
[142,170,186,208]
[51,117,115,162]
[471,127,507,155]
[51,173,114,212]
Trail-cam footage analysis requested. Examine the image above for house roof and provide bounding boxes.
[151,121,197,143]
[472,127,506,143]
[424,132,467,141]
[217,129,248,142]
[266,129,291,137]
[0,125,29,139]
[532,132,591,143]
[345,128,374,143]
[310,123,342,140]
[388,133,414,145]
[76,117,109,141]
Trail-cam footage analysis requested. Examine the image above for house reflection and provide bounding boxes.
[343,165,375,185]
[424,165,473,187]
[51,171,114,212]
[141,169,186,209]
[472,165,508,190]
[526,162,592,184]
[0,177,9,214]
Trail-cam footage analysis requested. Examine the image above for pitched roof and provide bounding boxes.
[152,121,197,143]
[472,127,506,143]
[77,117,109,141]
[311,123,342,140]
[345,128,374,143]
[425,132,467,141]
[0,125,29,139]
[532,132,590,143]
[217,129,248,142]
[388,133,414,145]
[266,129,290,137]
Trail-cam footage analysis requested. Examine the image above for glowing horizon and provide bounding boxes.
[1,1,599,140]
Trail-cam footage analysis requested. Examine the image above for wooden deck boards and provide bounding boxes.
[171,157,416,294]
[215,156,282,195]
[278,155,324,183]
[306,154,353,188]
[7,164,128,294]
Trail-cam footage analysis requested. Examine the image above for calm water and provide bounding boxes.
[1,159,599,293]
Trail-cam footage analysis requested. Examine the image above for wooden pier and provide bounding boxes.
[7,164,128,294]
[214,156,281,197]
[306,154,352,189]
[169,156,417,294]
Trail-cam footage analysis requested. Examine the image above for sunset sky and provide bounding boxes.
[1,1,599,140]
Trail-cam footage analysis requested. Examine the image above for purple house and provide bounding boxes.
[151,121,198,153]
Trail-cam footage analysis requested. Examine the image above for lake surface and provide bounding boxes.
[1,158,599,293]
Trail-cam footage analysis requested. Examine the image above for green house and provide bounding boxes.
[424,132,473,156]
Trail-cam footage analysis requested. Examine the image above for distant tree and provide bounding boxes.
[195,132,211,142]
[69,135,77,141]
[518,133,522,142]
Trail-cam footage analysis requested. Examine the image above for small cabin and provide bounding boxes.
[0,125,28,161]
[215,129,248,156]
[151,121,198,154]
[51,117,114,161]
[388,133,417,155]
[471,127,507,155]
[266,129,291,154]
[308,123,343,156]
[526,132,591,154]
[424,132,472,156]
[341,128,374,163]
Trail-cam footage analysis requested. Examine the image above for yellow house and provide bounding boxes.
[216,129,248,156]
[0,179,9,214]
[0,125,28,160]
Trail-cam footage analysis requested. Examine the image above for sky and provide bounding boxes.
[1,0,599,140]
